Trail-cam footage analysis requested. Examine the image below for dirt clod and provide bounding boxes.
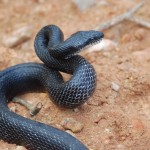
[2,25,33,48]
[60,118,84,133]
[111,82,120,91]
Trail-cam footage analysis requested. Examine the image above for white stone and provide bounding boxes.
[15,146,26,150]
[2,25,33,48]
[85,38,117,53]
[111,82,120,91]
[72,0,96,11]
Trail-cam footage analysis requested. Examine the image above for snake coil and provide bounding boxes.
[0,25,104,150]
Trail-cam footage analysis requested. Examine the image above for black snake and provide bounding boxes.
[0,25,104,150]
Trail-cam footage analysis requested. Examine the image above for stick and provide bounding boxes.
[129,17,150,29]
[12,97,43,116]
[95,2,145,31]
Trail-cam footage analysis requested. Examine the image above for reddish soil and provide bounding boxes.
[0,0,150,149]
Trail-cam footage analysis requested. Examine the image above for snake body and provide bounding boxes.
[0,25,104,150]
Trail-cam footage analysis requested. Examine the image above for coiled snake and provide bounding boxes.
[0,25,104,150]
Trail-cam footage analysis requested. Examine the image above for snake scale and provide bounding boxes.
[0,25,104,150]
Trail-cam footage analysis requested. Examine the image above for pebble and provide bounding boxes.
[93,113,106,123]
[111,82,120,92]
[121,34,132,43]
[9,105,17,113]
[72,0,96,11]
[15,146,26,150]
[134,28,145,40]
[117,144,125,149]
[2,25,33,48]
[98,0,109,6]
[132,48,150,62]
[8,102,17,113]
[104,139,110,144]
[85,38,117,53]
[73,108,80,112]
[33,4,51,16]
[104,128,111,134]
[37,0,46,3]
[87,99,100,106]
[121,136,126,141]
[60,118,84,133]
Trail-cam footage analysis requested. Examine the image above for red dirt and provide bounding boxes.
[0,0,150,149]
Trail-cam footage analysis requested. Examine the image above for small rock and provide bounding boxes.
[104,139,110,144]
[15,146,26,150]
[94,113,106,123]
[104,128,111,134]
[121,34,132,43]
[72,0,96,11]
[121,136,126,141]
[2,25,33,48]
[37,0,46,3]
[33,5,51,16]
[87,99,100,106]
[61,118,84,133]
[111,82,120,91]
[117,62,134,72]
[132,48,150,62]
[85,38,117,53]
[73,108,79,112]
[98,0,109,6]
[8,102,17,113]
[134,28,145,40]
[9,106,17,113]
[117,144,125,149]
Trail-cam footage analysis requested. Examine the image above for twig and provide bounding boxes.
[128,17,150,29]
[30,102,43,116]
[95,2,149,31]
[12,97,43,116]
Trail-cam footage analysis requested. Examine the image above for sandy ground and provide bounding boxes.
[0,0,150,149]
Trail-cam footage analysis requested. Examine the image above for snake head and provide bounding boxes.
[71,30,104,48]
[50,30,104,58]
